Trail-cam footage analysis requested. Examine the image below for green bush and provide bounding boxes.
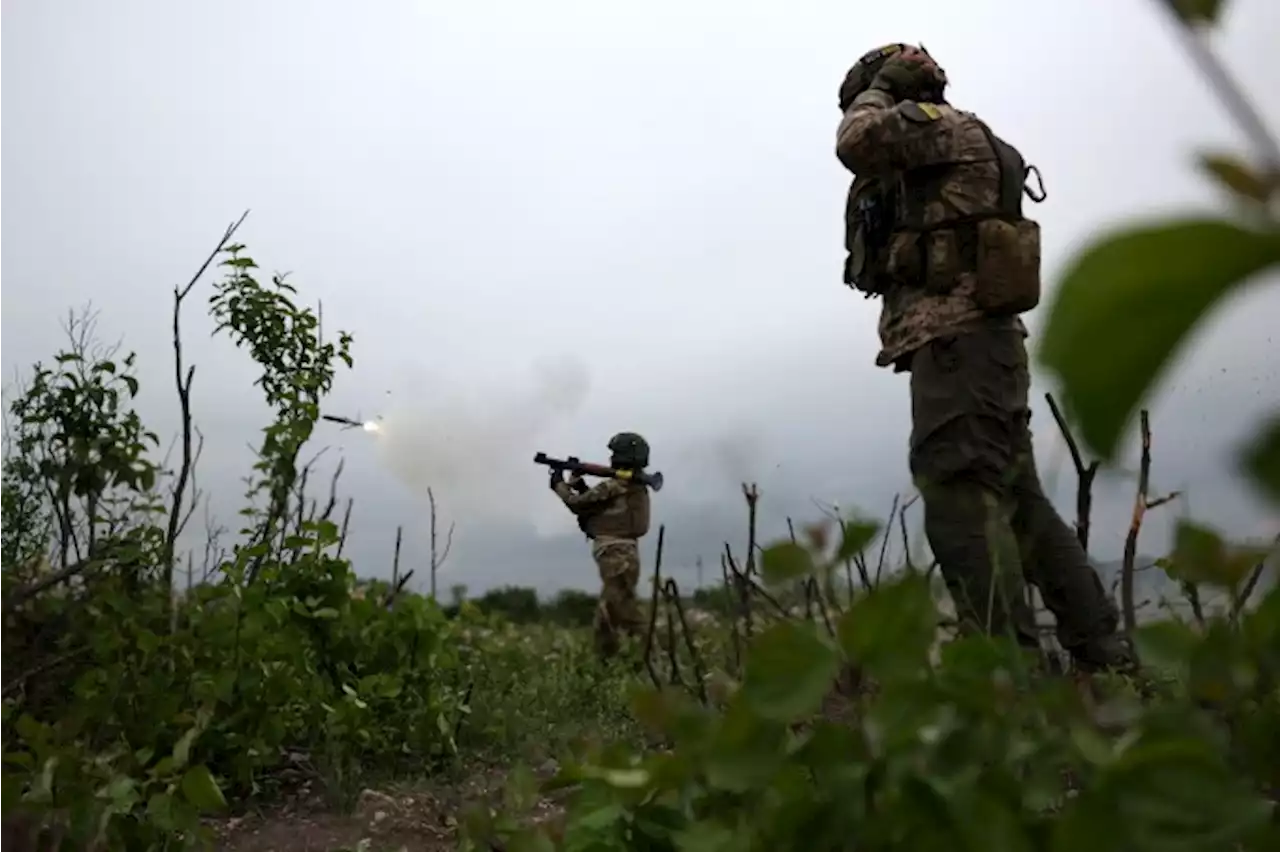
[0,239,631,849]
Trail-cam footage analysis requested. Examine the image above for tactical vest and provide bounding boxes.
[580,483,651,540]
[844,108,1046,316]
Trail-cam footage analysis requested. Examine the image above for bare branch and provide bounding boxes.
[1046,392,1101,552]
[4,557,100,614]
[643,525,666,691]
[1232,532,1279,621]
[337,497,354,558]
[392,524,403,588]
[899,493,918,572]
[163,210,250,598]
[1121,411,1179,631]
[1151,0,1280,172]
[874,493,900,587]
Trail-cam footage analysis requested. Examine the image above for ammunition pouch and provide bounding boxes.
[882,216,1042,315]
[865,119,1044,315]
[971,217,1042,315]
[844,180,897,297]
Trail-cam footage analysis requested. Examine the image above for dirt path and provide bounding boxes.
[212,766,564,852]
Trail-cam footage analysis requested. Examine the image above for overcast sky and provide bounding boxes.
[3,0,1278,596]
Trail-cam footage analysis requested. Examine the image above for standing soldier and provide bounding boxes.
[551,432,653,659]
[834,43,1135,673]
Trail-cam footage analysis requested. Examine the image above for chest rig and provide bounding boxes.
[844,104,1048,316]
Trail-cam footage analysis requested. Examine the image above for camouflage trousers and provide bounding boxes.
[590,537,644,659]
[907,324,1135,673]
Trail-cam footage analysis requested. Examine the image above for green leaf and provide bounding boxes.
[741,621,840,721]
[1037,218,1280,460]
[1055,738,1272,852]
[835,519,880,564]
[220,256,259,269]
[675,821,744,852]
[170,723,200,770]
[1198,152,1277,203]
[1166,520,1264,590]
[704,696,787,791]
[760,541,813,587]
[1239,414,1280,503]
[312,607,340,619]
[146,792,177,832]
[572,802,625,832]
[1167,0,1228,25]
[1132,620,1198,674]
[582,766,650,788]
[180,765,227,811]
[836,572,936,678]
[629,686,710,745]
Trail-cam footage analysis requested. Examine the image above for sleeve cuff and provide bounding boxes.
[850,88,895,110]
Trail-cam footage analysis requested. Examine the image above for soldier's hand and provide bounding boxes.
[549,468,565,490]
[870,48,945,102]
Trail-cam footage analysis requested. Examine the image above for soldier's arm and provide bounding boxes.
[554,477,626,514]
[835,89,949,174]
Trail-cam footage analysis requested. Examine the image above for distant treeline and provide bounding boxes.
[439,584,739,628]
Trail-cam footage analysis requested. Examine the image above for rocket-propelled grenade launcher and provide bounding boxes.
[533,452,664,492]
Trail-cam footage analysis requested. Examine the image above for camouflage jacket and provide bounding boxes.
[836,88,1026,370]
[553,477,650,540]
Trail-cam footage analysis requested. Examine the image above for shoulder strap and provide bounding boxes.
[974,120,1027,217]
[899,101,944,124]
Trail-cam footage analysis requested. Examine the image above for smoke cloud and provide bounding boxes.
[371,354,592,532]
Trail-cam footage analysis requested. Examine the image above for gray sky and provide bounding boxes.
[4,0,1278,596]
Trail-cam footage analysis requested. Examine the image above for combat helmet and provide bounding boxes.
[838,42,945,111]
[607,432,650,470]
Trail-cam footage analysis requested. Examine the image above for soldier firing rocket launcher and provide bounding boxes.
[533,452,665,492]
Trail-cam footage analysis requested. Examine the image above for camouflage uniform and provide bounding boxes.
[554,476,650,658]
[835,55,1134,672]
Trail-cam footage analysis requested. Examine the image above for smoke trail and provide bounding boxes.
[669,429,769,492]
[371,355,591,530]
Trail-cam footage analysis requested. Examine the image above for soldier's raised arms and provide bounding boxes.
[834,47,953,174]
[553,477,626,512]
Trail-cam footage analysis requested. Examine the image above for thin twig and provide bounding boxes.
[337,498,354,558]
[1232,533,1280,621]
[742,482,760,578]
[664,577,709,704]
[1121,411,1179,631]
[899,494,917,572]
[392,525,403,587]
[874,493,899,587]
[1152,0,1280,172]
[319,458,346,521]
[427,487,455,600]
[721,555,742,672]
[643,526,666,690]
[1046,392,1100,552]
